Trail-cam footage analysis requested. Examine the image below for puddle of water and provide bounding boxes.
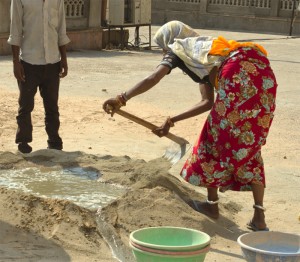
[0,166,127,210]
[0,166,133,262]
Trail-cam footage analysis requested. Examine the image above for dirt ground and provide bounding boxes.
[0,26,299,261]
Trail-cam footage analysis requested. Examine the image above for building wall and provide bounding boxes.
[0,0,11,34]
[1,0,299,55]
[0,0,103,55]
[152,0,300,35]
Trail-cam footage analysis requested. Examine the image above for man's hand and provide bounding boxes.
[13,60,25,82]
[59,58,68,78]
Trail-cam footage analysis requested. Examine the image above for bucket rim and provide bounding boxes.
[237,231,300,256]
[130,240,210,256]
[129,241,210,258]
[130,226,211,251]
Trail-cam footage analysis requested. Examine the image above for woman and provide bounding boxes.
[103,21,277,231]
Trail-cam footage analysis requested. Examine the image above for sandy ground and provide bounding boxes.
[0,26,299,261]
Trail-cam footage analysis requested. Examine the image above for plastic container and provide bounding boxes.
[129,241,209,262]
[237,231,300,262]
[130,226,211,251]
[130,240,210,256]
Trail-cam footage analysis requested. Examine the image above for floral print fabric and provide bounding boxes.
[180,47,277,191]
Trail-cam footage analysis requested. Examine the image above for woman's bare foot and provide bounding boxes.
[250,185,268,231]
[188,200,219,219]
[247,205,269,231]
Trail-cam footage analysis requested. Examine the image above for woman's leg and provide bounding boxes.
[250,183,267,230]
[205,187,220,218]
[189,187,219,219]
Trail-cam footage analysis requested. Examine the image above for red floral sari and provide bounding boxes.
[180,47,277,191]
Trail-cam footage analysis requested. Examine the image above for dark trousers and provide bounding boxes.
[16,60,63,148]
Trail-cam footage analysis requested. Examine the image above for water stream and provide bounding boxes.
[0,166,133,261]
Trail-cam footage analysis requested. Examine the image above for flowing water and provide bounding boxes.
[0,166,136,261]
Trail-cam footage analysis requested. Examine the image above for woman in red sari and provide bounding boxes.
[103,21,277,231]
[181,39,277,231]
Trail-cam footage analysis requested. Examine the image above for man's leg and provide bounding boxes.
[16,61,39,152]
[40,62,63,150]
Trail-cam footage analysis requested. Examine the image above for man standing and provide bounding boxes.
[8,0,70,153]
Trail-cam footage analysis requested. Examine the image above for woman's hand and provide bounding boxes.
[152,117,174,137]
[103,94,127,116]
[102,98,122,116]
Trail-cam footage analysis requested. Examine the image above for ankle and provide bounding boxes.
[206,198,219,205]
[253,205,266,216]
[253,204,266,211]
[206,198,219,217]
[253,204,266,223]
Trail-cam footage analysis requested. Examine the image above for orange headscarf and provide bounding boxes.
[209,36,267,57]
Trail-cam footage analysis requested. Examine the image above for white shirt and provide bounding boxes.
[7,0,70,65]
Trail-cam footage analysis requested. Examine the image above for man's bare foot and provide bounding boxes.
[188,200,219,219]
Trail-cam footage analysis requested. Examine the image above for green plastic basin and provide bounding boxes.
[130,242,209,262]
[130,226,211,251]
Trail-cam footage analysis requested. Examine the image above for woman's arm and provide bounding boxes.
[124,64,169,99]
[103,64,170,116]
[153,83,214,137]
[171,83,214,123]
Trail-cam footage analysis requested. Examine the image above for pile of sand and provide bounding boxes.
[0,150,243,261]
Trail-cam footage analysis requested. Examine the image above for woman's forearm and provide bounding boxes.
[125,77,158,99]
[170,83,215,123]
[171,100,213,123]
[124,65,169,100]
